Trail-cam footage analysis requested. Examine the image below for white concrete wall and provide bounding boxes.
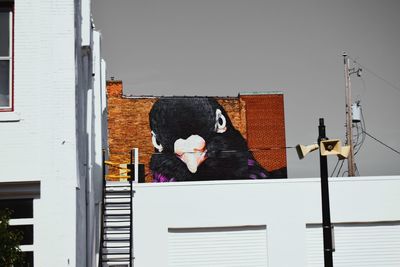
[133,176,400,266]
[0,0,106,266]
[80,0,91,46]
[0,0,77,265]
[85,30,106,267]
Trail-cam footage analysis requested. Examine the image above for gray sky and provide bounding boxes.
[92,0,400,178]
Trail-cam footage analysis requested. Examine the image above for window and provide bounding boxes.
[0,199,35,267]
[0,1,13,111]
[0,181,40,267]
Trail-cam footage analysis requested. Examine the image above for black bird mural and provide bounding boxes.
[149,97,283,182]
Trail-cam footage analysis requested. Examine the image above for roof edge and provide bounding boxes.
[239,91,284,96]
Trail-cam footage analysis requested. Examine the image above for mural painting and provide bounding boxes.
[149,97,283,182]
[107,81,287,182]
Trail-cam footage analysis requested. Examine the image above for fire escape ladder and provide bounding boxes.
[99,151,134,266]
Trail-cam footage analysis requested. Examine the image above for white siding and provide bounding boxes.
[133,176,400,267]
[92,30,104,203]
[81,0,92,46]
[168,226,268,267]
[307,222,400,267]
[0,0,106,266]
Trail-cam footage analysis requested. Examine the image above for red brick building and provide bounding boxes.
[107,80,287,182]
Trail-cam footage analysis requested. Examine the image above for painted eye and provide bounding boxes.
[215,109,227,133]
[151,131,163,152]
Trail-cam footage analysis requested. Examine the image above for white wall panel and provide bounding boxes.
[168,225,268,267]
[307,222,400,267]
[81,0,92,46]
[133,176,400,267]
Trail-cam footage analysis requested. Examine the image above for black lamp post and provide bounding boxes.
[318,118,334,267]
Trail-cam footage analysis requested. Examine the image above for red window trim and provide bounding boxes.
[0,2,14,112]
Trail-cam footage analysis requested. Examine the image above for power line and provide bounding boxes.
[354,107,367,156]
[111,146,297,156]
[331,159,342,177]
[349,56,400,94]
[362,130,400,156]
[152,147,297,155]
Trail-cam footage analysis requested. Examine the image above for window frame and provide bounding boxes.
[0,2,14,112]
[0,181,40,267]
[7,200,35,267]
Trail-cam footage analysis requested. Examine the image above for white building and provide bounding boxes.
[133,176,400,267]
[0,0,106,266]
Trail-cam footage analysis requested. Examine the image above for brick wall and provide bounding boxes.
[241,94,287,172]
[107,81,287,181]
[107,81,156,182]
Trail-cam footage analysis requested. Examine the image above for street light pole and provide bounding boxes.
[318,118,334,267]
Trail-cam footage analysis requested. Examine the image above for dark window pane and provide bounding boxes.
[15,251,34,267]
[10,224,33,245]
[0,11,10,56]
[0,60,10,107]
[0,199,33,219]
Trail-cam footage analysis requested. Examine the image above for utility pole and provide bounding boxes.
[343,52,356,176]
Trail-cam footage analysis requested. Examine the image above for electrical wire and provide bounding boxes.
[360,76,368,98]
[355,164,360,176]
[362,130,400,156]
[330,159,341,177]
[354,96,399,156]
[336,159,345,177]
[359,107,367,148]
[349,56,400,94]
[110,147,297,156]
[152,147,297,155]
[353,123,361,155]
[353,111,367,156]
[348,103,367,160]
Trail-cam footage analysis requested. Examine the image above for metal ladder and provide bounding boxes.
[99,151,134,266]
